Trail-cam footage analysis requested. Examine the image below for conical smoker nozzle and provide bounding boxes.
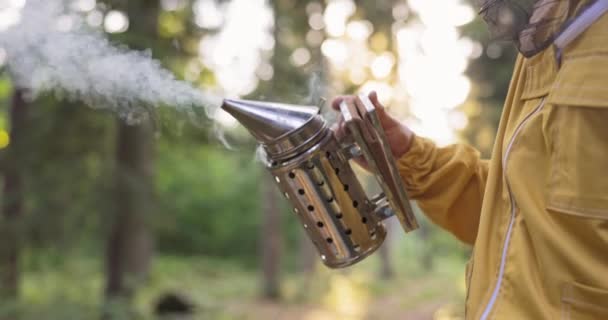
[221,98,327,159]
[221,98,320,143]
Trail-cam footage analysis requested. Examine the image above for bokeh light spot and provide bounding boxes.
[104,10,129,33]
[308,12,325,30]
[324,0,355,37]
[290,47,311,67]
[392,3,409,21]
[321,39,348,65]
[370,52,395,79]
[194,0,224,29]
[346,20,373,41]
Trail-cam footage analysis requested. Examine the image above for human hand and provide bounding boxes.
[330,91,415,163]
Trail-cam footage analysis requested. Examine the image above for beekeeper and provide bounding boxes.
[332,0,608,318]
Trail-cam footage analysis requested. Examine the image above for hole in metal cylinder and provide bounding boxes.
[353,201,358,208]
[307,205,314,211]
[298,189,305,195]
[317,221,324,227]
[288,172,296,179]
[362,217,368,224]
[343,184,349,191]
[336,213,343,219]
[345,228,352,235]
[326,238,333,244]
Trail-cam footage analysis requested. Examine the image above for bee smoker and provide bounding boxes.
[222,95,418,268]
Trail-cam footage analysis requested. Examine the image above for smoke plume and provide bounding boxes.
[0,0,220,123]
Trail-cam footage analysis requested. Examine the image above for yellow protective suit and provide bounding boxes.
[397,13,608,320]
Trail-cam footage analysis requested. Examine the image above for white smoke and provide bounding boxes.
[0,0,221,123]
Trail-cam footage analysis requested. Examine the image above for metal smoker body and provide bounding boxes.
[222,96,418,268]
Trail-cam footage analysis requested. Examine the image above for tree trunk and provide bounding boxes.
[104,2,158,317]
[378,222,395,280]
[0,89,27,309]
[256,0,328,300]
[105,120,155,298]
[297,229,316,274]
[419,222,433,271]
[104,119,155,319]
[294,229,316,302]
[260,174,281,299]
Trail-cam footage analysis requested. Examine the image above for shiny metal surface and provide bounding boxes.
[341,95,419,232]
[270,132,386,268]
[222,98,319,143]
[222,97,417,268]
[221,99,326,160]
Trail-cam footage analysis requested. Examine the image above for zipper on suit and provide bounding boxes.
[480,98,546,320]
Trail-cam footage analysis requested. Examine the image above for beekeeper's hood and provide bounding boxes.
[479,0,597,57]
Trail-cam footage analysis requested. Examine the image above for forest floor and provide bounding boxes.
[222,274,464,320]
[225,288,462,320]
[10,255,466,320]
[200,255,466,320]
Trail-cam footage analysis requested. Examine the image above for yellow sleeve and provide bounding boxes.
[397,135,488,245]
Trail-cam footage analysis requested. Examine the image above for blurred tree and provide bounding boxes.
[378,225,395,279]
[253,0,414,284]
[0,89,27,307]
[418,220,433,271]
[461,14,518,156]
[253,0,323,299]
[297,228,316,274]
[260,174,281,299]
[295,1,327,277]
[104,0,159,316]
[105,120,155,307]
[22,96,111,255]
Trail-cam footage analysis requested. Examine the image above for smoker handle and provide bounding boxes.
[338,97,419,232]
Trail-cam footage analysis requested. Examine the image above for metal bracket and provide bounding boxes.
[339,95,419,232]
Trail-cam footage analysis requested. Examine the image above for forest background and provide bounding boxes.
[0,0,516,319]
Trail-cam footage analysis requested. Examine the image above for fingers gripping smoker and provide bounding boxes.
[222,95,418,268]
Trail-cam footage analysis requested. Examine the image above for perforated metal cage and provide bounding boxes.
[269,132,386,268]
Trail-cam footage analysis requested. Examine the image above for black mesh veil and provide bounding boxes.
[479,0,597,57]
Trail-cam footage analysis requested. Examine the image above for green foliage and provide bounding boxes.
[154,139,303,267]
[155,141,262,261]
[13,97,115,252]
